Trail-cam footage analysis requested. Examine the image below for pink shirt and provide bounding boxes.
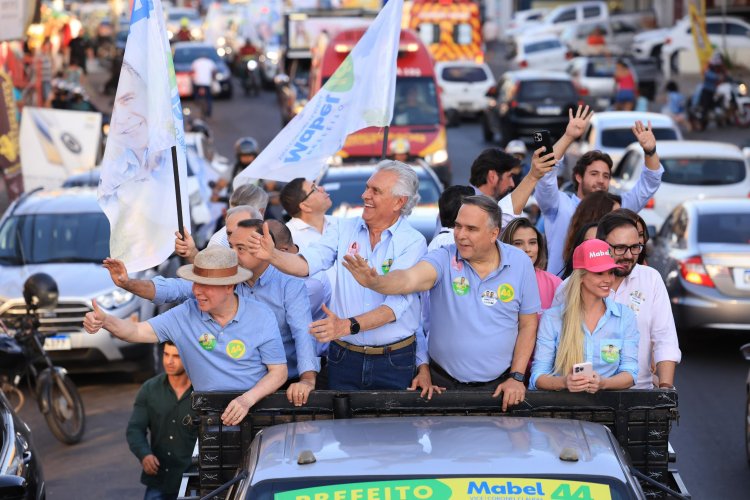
[535,268,562,311]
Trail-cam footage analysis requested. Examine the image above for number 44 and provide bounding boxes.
[551,484,593,500]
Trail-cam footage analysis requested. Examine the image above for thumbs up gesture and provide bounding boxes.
[308,304,349,343]
[247,221,276,262]
[83,299,107,334]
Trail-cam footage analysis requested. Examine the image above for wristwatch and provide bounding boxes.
[348,317,361,335]
[643,145,657,157]
[508,371,526,383]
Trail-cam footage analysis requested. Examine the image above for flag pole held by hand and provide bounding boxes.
[171,145,185,239]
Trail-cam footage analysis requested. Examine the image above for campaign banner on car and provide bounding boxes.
[19,106,101,190]
[98,0,190,272]
[0,69,23,213]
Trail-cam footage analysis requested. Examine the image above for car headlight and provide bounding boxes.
[739,83,748,96]
[167,31,174,40]
[96,290,135,309]
[215,72,229,81]
[217,36,226,46]
[247,59,258,71]
[266,50,279,63]
[217,47,226,57]
[102,123,110,136]
[426,149,449,165]
[191,28,202,39]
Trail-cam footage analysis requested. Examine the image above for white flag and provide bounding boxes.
[233,0,404,185]
[98,0,190,272]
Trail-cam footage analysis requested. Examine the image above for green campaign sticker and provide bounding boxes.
[226,339,246,359]
[601,344,620,363]
[497,283,515,302]
[276,479,451,500]
[452,277,469,296]
[323,55,354,93]
[382,258,393,274]
[198,333,217,351]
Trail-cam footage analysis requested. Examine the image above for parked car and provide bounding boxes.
[661,15,750,75]
[563,111,682,180]
[503,8,550,41]
[649,199,750,333]
[0,390,44,500]
[610,140,750,228]
[172,42,233,99]
[560,20,638,57]
[522,1,610,38]
[435,61,496,125]
[509,34,571,71]
[482,70,579,145]
[0,188,176,377]
[631,27,671,61]
[320,163,442,243]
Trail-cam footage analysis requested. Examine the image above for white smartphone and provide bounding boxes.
[572,362,593,377]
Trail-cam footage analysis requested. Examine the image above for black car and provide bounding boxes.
[172,42,233,99]
[0,390,44,499]
[481,70,579,145]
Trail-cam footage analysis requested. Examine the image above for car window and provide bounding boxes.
[660,158,747,185]
[658,212,674,240]
[524,39,563,54]
[706,22,725,35]
[322,172,440,212]
[0,213,110,265]
[552,9,576,23]
[698,212,750,243]
[585,60,615,77]
[518,80,576,101]
[418,23,440,45]
[441,66,488,83]
[453,23,473,45]
[168,11,199,21]
[614,151,640,181]
[727,23,750,36]
[174,47,221,63]
[670,207,688,249]
[600,128,678,148]
[583,6,601,18]
[392,77,440,126]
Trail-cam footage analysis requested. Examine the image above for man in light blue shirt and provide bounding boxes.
[537,111,664,276]
[84,246,287,426]
[343,195,541,412]
[244,161,428,391]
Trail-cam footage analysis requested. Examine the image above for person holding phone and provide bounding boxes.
[530,239,639,393]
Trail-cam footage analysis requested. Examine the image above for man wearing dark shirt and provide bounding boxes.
[126,342,197,500]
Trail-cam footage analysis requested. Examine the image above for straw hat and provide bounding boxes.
[176,246,252,285]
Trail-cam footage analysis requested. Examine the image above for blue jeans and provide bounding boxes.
[144,486,177,500]
[327,340,416,390]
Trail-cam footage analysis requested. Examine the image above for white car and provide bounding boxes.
[610,140,750,228]
[511,34,571,71]
[631,27,671,60]
[503,8,549,41]
[435,61,496,123]
[563,111,683,180]
[661,16,750,76]
[520,1,609,38]
[566,57,642,111]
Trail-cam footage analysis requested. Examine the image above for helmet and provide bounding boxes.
[23,273,59,309]
[390,138,410,155]
[190,119,211,138]
[234,137,259,157]
[180,17,190,28]
[505,139,527,156]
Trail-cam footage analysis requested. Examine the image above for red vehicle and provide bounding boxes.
[310,28,451,185]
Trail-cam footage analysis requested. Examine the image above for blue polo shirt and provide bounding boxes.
[152,266,318,379]
[300,216,428,365]
[148,296,286,392]
[421,241,541,382]
[530,297,639,389]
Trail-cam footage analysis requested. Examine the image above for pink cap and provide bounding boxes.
[572,239,623,273]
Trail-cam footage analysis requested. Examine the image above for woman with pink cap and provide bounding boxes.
[529,239,639,392]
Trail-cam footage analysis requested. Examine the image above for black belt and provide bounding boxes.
[429,360,510,387]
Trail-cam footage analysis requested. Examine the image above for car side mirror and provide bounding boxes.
[485,85,498,98]
[647,225,657,240]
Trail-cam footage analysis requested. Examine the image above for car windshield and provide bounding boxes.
[0,213,110,265]
[600,128,678,148]
[321,172,440,213]
[586,60,615,77]
[441,66,488,83]
[524,39,563,53]
[698,212,750,243]
[174,47,219,64]
[392,77,440,126]
[247,476,638,500]
[518,80,576,101]
[168,11,199,21]
[660,158,746,185]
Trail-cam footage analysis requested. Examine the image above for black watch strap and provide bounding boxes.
[348,317,361,335]
[509,371,526,383]
[643,145,657,157]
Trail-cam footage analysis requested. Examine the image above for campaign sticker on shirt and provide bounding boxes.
[497,283,515,302]
[601,344,621,363]
[198,333,217,351]
[451,255,463,271]
[347,241,359,256]
[628,290,644,315]
[381,258,393,274]
[226,339,246,359]
[452,277,469,296]
[481,290,497,306]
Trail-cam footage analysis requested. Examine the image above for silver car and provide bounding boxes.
[0,187,174,376]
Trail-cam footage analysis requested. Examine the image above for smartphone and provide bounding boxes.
[532,129,554,156]
[572,362,593,377]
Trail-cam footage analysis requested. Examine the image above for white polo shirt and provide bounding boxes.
[191,57,216,86]
[552,264,682,388]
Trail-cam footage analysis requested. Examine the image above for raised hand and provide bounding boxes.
[342,254,380,289]
[529,146,557,180]
[247,222,276,262]
[102,258,129,288]
[564,104,594,141]
[631,120,656,152]
[83,299,107,334]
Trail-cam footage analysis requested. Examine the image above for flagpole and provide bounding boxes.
[171,145,185,238]
[380,125,390,160]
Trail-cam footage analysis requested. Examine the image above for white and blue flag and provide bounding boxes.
[98,0,190,272]
[233,0,404,185]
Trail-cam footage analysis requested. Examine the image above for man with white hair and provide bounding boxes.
[245,160,428,391]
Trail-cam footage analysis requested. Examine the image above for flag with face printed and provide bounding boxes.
[232,0,404,185]
[98,0,190,272]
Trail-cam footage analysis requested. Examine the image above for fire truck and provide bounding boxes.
[404,0,484,63]
[309,27,451,186]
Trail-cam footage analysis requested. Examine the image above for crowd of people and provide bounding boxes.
[81,105,682,498]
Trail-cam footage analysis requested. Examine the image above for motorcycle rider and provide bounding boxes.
[700,54,725,117]
[211,137,260,203]
[175,18,193,42]
[237,38,261,95]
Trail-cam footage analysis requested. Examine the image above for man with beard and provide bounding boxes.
[536,110,663,276]
[551,211,680,389]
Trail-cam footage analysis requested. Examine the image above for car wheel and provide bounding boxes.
[650,44,662,60]
[670,51,679,74]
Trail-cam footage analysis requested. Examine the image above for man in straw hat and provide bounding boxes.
[84,246,288,425]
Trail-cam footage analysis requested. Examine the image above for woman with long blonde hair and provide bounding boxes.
[530,239,639,392]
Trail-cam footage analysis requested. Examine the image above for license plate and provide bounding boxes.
[597,98,610,108]
[176,74,193,96]
[732,268,750,290]
[537,105,561,115]
[458,101,474,110]
[44,334,72,351]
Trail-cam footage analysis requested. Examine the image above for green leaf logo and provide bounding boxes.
[323,55,354,93]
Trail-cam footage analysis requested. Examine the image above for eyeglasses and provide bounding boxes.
[300,183,318,203]
[608,243,645,256]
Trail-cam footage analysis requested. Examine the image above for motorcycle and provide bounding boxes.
[0,274,85,445]
[240,56,261,97]
[689,78,750,131]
